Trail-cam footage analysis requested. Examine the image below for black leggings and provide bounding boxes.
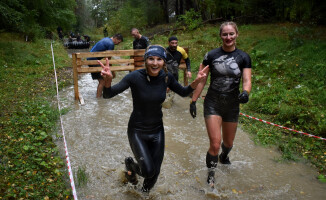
[127,125,165,191]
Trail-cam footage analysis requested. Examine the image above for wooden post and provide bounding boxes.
[183,70,188,86]
[72,53,79,100]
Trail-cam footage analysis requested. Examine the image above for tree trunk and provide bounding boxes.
[162,0,169,23]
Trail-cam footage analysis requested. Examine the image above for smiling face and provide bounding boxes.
[220,24,238,51]
[168,40,178,51]
[145,56,165,76]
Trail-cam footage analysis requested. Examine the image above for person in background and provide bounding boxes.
[76,33,81,42]
[99,45,209,194]
[166,36,192,81]
[87,33,123,98]
[83,35,91,42]
[57,26,63,40]
[103,26,108,37]
[190,21,252,187]
[131,28,150,49]
[162,36,192,108]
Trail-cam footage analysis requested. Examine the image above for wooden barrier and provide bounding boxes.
[72,48,189,102]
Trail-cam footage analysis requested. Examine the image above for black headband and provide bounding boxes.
[168,36,178,42]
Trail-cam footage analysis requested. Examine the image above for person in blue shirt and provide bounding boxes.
[98,45,209,194]
[87,33,123,97]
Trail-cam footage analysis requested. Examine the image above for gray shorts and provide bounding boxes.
[204,89,240,122]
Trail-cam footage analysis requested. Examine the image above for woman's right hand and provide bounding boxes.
[98,57,113,80]
[190,64,209,89]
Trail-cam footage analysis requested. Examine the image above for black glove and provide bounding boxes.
[190,101,197,118]
[238,90,249,104]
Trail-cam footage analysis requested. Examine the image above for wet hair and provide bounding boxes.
[113,33,123,42]
[144,45,169,83]
[131,28,139,33]
[168,36,178,42]
[219,21,238,36]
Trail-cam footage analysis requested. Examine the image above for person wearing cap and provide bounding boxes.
[131,28,150,49]
[87,33,123,98]
[166,36,192,81]
[98,45,209,194]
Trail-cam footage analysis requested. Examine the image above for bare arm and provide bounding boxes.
[242,68,252,93]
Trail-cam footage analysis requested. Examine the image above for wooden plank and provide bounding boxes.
[77,65,135,73]
[133,56,144,61]
[134,67,145,70]
[179,63,186,69]
[72,53,79,100]
[78,59,134,66]
[76,50,136,58]
[79,92,85,105]
[183,68,188,86]
[133,49,146,56]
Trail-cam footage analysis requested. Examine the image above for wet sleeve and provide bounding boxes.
[242,52,252,69]
[185,57,191,72]
[146,37,150,47]
[103,74,131,98]
[167,73,194,97]
[202,52,211,68]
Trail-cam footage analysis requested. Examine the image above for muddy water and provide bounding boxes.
[57,55,325,199]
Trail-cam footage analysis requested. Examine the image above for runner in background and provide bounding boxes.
[87,33,123,98]
[131,28,150,49]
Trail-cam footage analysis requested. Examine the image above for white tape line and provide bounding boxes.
[240,113,326,141]
[51,42,78,199]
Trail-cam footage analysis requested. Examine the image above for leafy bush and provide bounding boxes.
[107,0,163,34]
[177,9,202,31]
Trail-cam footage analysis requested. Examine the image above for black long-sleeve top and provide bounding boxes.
[103,69,193,130]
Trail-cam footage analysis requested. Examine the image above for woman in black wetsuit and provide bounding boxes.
[189,21,252,186]
[98,45,209,193]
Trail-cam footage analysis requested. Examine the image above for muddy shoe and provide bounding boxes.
[207,169,215,187]
[125,157,138,185]
[219,154,231,164]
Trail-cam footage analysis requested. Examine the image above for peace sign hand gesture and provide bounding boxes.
[190,64,209,89]
[98,58,113,80]
[195,64,209,82]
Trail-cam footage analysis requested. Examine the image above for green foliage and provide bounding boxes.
[0,34,72,198]
[0,0,76,39]
[108,1,147,34]
[177,9,202,31]
[75,166,89,187]
[107,0,163,34]
[149,23,326,174]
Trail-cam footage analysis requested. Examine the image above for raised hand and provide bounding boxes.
[98,58,113,80]
[193,64,209,83]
